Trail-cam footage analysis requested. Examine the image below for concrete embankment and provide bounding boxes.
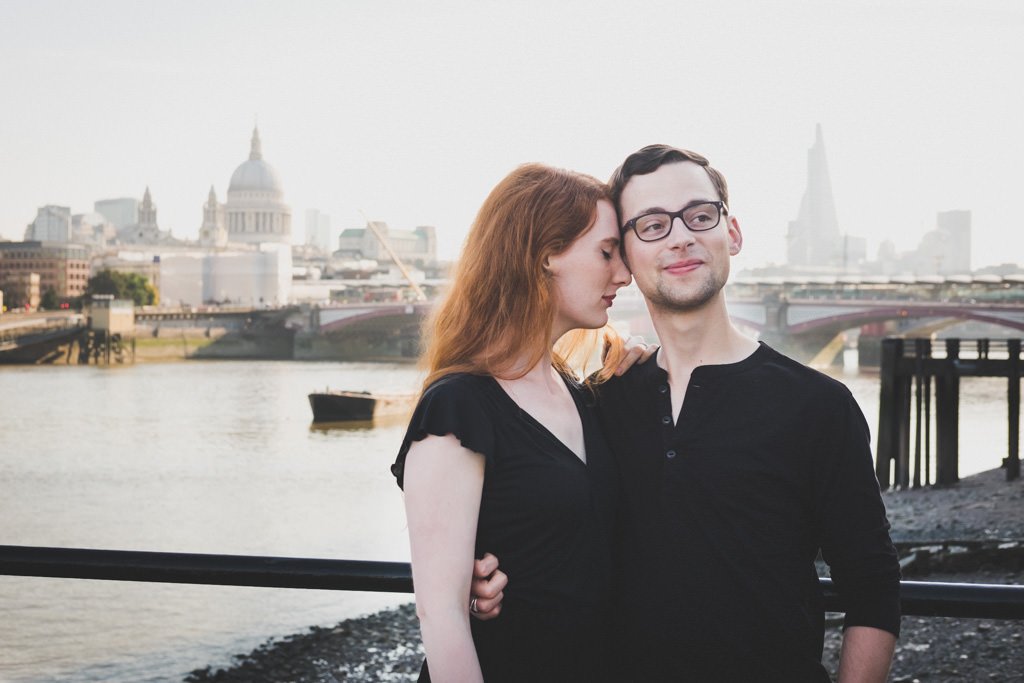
[131,323,417,363]
[187,467,1024,683]
[133,320,295,361]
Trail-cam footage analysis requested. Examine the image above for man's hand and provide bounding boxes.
[469,553,507,621]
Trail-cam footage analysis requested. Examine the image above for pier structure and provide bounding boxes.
[875,337,1021,489]
[76,295,136,364]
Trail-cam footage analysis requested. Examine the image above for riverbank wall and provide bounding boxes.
[131,322,417,363]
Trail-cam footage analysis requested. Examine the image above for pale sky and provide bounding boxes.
[1,0,1021,269]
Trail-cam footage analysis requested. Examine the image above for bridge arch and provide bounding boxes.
[784,305,1024,338]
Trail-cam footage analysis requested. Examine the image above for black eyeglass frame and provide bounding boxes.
[621,200,729,242]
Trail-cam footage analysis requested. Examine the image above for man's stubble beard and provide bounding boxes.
[641,267,728,314]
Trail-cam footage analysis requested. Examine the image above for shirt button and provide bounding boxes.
[661,415,672,425]
[658,384,668,393]
[666,450,677,459]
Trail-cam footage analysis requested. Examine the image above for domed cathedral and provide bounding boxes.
[199,127,291,247]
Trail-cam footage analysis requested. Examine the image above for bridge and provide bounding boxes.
[723,276,1024,364]
[0,313,86,364]
[152,281,1024,364]
[728,297,1024,363]
[298,301,432,360]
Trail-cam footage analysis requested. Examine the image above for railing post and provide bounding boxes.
[1008,339,1021,481]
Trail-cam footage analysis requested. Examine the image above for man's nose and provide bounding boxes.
[666,216,697,249]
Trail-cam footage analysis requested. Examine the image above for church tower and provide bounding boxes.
[118,186,163,244]
[786,125,842,268]
[199,185,227,247]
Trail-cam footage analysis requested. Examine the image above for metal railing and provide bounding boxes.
[2,545,1024,620]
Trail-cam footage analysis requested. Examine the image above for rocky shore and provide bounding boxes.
[187,467,1024,682]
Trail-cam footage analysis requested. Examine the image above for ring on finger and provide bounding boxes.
[470,597,479,614]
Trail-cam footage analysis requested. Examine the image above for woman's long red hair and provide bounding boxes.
[421,163,623,391]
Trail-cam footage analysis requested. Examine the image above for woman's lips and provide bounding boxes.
[602,294,616,307]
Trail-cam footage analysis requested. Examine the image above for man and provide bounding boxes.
[474,145,900,681]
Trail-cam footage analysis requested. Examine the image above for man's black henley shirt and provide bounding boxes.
[595,343,900,681]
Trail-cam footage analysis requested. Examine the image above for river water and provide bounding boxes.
[0,356,1019,682]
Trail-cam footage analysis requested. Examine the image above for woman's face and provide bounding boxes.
[547,199,632,336]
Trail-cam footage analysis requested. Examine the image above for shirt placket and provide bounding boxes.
[654,379,679,465]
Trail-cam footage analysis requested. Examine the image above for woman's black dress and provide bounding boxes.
[392,372,617,682]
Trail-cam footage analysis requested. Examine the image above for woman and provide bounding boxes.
[391,163,631,682]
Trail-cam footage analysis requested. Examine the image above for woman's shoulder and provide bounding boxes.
[393,373,499,487]
[413,372,507,425]
[420,372,495,405]
[424,371,491,392]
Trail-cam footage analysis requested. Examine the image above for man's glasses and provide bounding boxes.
[622,201,728,242]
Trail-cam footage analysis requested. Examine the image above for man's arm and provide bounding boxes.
[837,626,896,683]
[814,391,901,677]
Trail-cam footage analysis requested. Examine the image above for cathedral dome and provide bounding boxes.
[229,159,283,194]
[227,128,284,196]
[220,126,292,246]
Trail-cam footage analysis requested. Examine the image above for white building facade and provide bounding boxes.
[158,243,291,307]
[336,222,437,268]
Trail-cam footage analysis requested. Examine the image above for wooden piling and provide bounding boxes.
[876,338,902,489]
[876,337,1020,488]
[935,339,960,486]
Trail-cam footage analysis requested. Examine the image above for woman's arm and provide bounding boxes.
[404,433,487,682]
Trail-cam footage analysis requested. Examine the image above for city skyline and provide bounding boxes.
[1,0,1022,269]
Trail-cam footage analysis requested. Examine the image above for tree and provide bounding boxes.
[39,287,59,310]
[84,270,157,307]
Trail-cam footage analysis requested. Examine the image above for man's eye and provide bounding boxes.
[601,250,612,260]
[638,218,668,232]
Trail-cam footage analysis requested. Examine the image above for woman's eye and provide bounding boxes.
[601,250,612,260]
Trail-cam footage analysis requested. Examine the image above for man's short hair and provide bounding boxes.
[608,144,729,216]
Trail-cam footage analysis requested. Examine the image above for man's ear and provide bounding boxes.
[727,215,743,256]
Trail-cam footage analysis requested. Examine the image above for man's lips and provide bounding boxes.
[601,294,616,307]
[664,259,704,275]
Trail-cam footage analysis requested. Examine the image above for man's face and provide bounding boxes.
[619,161,742,312]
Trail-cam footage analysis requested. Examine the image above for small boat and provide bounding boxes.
[308,390,416,423]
